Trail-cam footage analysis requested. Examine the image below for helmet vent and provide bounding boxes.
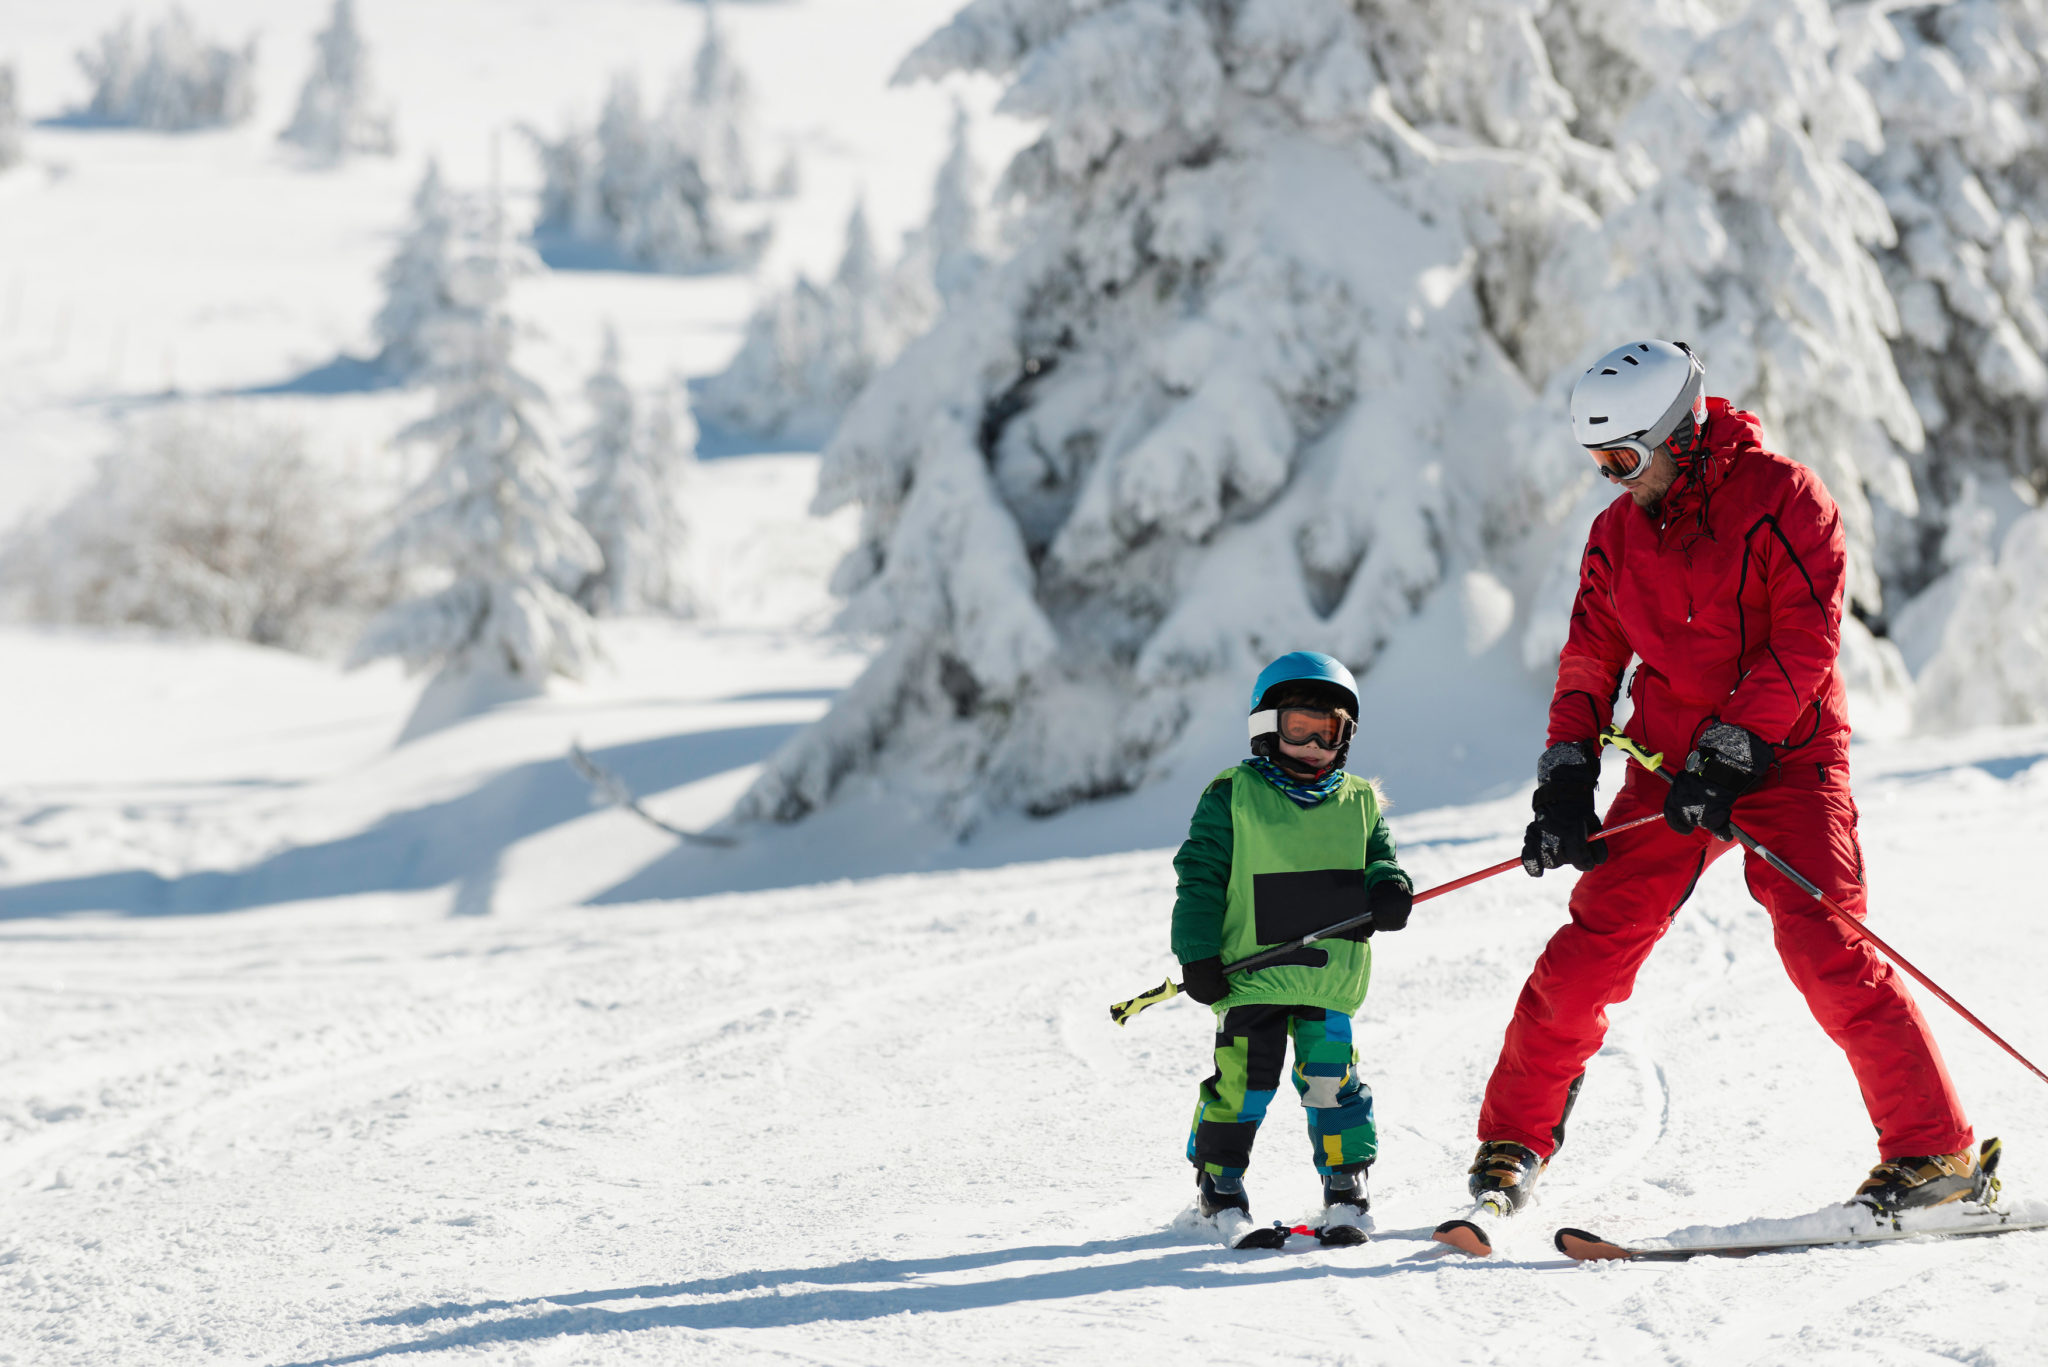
[1600,367,1617,375]
[1622,354,1640,365]
[1589,415,1607,424]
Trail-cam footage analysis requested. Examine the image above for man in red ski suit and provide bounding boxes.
[1469,339,1980,1216]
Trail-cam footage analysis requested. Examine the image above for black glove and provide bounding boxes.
[1522,740,1608,877]
[1367,880,1412,933]
[1181,956,1230,1005]
[1664,722,1771,840]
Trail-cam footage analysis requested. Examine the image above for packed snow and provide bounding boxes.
[4,613,2047,1364]
[4,0,2048,1364]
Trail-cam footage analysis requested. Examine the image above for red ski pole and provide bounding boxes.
[1108,809,1664,1025]
[1600,726,2048,1088]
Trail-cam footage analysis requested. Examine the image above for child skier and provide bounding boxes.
[1171,651,1414,1249]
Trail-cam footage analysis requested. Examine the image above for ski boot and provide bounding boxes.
[1196,1171,1285,1250]
[1317,1167,1370,1247]
[1852,1137,2001,1216]
[1468,1140,1546,1216]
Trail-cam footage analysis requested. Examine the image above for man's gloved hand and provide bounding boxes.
[1366,881,1412,933]
[1180,956,1230,1005]
[1522,740,1608,877]
[1664,722,1772,840]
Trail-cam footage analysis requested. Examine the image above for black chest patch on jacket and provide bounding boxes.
[1252,868,1367,949]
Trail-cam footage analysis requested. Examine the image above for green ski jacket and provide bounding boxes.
[1170,764,1410,1016]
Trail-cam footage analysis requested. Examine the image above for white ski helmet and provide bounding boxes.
[1569,340,1707,469]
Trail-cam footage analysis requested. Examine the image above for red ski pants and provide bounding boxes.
[1478,763,1972,1161]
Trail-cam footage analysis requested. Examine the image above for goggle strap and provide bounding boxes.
[1248,708,1279,741]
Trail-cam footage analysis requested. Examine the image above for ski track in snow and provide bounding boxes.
[6,718,2048,1364]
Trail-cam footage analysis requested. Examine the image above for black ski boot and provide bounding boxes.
[1195,1170,1285,1249]
[1196,1170,1250,1219]
[1317,1167,1370,1246]
[1853,1137,2001,1215]
[1468,1140,1545,1215]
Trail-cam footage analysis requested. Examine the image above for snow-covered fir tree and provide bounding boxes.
[279,0,395,162]
[1850,0,2048,612]
[696,113,986,444]
[526,64,768,274]
[1492,0,1927,671]
[77,8,256,131]
[694,200,924,445]
[737,0,2048,829]
[352,210,600,694]
[373,159,461,377]
[0,64,21,173]
[738,0,1597,828]
[675,3,759,201]
[919,99,986,304]
[573,327,696,616]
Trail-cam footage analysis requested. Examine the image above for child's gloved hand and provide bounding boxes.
[1367,881,1412,933]
[1180,957,1230,1004]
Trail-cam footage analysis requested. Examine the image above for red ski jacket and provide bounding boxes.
[1546,397,1851,782]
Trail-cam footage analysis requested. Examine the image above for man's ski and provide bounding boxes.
[1431,1204,1503,1256]
[1556,1207,2048,1262]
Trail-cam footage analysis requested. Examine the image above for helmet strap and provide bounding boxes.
[1667,415,1705,466]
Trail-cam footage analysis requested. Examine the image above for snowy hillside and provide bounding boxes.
[4,637,2047,1362]
[5,1,2048,1363]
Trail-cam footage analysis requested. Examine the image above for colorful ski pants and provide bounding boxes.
[1479,763,1973,1162]
[1189,1003,1376,1177]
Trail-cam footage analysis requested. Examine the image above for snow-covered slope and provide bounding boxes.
[5,597,2047,1363]
[5,3,2048,1362]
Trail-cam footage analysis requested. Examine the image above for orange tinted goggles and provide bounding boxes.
[1276,707,1355,749]
[1590,442,1652,482]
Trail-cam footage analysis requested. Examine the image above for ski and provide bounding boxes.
[1204,1211,1372,1249]
[1556,1207,2048,1262]
[1211,1209,1288,1249]
[1430,1212,1497,1256]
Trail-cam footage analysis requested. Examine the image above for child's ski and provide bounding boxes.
[1211,1209,1288,1249]
[1555,1207,2048,1262]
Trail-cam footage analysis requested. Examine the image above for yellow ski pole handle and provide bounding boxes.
[1597,725,1662,774]
[1109,978,1180,1027]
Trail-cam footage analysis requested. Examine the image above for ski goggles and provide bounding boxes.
[1248,706,1356,750]
[1590,442,1653,482]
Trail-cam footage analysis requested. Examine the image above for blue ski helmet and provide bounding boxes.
[1247,651,1360,772]
[1248,651,1359,717]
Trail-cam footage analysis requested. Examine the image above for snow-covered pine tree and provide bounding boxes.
[695,199,928,445]
[699,114,987,446]
[673,3,760,201]
[0,63,21,173]
[574,326,696,616]
[352,208,600,707]
[373,159,461,377]
[527,68,767,273]
[736,0,1603,829]
[921,99,985,303]
[1851,0,2048,611]
[1494,0,1928,677]
[77,8,256,131]
[279,0,395,162]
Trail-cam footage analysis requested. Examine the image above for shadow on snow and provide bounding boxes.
[285,1231,1523,1363]
[0,724,798,919]
[228,352,405,397]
